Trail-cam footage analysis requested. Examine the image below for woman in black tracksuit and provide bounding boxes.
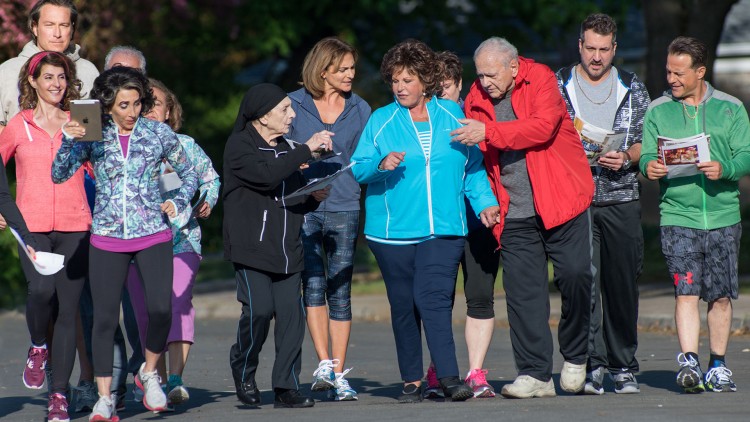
[223,83,333,409]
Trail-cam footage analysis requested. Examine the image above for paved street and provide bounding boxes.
[2,311,750,421]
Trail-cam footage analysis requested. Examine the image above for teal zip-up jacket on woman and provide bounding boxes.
[640,82,750,230]
[351,97,497,240]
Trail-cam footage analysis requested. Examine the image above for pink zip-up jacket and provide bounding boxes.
[0,109,91,232]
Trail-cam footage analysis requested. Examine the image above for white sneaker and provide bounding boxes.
[500,375,556,398]
[311,359,338,391]
[88,393,118,422]
[560,361,586,393]
[135,363,167,412]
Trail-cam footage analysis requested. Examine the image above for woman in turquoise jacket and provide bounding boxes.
[351,39,499,403]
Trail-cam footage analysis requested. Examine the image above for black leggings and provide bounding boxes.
[20,231,89,394]
[89,241,173,377]
[461,226,500,319]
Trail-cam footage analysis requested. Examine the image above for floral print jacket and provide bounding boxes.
[167,134,220,255]
[52,117,197,239]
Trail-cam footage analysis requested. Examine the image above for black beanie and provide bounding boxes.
[232,83,288,134]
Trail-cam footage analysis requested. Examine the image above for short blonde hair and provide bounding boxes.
[301,37,357,99]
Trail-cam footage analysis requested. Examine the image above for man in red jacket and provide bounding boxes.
[451,36,594,399]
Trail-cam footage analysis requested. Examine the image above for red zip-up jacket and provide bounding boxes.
[0,109,91,232]
[464,57,593,248]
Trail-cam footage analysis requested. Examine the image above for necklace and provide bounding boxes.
[682,102,699,119]
[574,65,614,105]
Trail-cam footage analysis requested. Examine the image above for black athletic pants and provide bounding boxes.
[588,201,642,373]
[500,210,593,382]
[20,231,88,394]
[229,264,305,391]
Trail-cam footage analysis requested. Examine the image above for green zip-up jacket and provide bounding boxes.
[640,82,750,230]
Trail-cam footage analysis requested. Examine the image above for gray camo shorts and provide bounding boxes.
[660,223,741,302]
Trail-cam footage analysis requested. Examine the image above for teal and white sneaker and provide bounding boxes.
[311,359,338,392]
[704,364,737,392]
[328,368,358,401]
[167,374,190,405]
[676,353,705,393]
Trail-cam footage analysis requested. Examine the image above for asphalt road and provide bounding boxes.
[1,313,750,421]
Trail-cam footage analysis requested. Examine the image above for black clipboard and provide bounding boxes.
[70,100,103,141]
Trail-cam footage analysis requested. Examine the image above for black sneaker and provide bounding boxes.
[439,376,473,401]
[234,376,261,405]
[274,389,314,408]
[398,383,423,403]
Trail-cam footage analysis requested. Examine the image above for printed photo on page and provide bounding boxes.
[658,133,711,179]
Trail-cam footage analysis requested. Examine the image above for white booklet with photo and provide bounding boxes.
[658,133,711,179]
[574,116,626,166]
[284,162,355,200]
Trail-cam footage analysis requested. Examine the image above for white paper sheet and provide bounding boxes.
[9,228,65,276]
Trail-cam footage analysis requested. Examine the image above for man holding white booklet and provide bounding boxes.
[641,36,750,394]
[556,13,650,395]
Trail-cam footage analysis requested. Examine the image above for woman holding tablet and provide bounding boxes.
[53,66,197,422]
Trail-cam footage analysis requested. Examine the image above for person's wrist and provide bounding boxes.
[620,150,632,170]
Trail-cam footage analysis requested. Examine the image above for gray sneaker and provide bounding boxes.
[74,380,98,413]
[612,371,640,394]
[583,367,605,395]
[676,353,705,393]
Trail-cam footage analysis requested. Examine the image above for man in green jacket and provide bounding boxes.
[641,36,750,394]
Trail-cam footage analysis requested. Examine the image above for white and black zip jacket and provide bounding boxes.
[556,64,651,205]
[223,124,319,274]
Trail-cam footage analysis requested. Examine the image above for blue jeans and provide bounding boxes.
[368,237,465,382]
[301,211,359,321]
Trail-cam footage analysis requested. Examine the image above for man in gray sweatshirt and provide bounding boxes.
[0,0,98,133]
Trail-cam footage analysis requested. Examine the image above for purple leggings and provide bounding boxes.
[126,252,201,351]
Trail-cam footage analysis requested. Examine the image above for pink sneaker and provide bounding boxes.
[47,393,70,422]
[423,363,444,398]
[23,346,47,389]
[465,369,495,398]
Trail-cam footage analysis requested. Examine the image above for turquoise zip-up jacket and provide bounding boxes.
[640,83,750,230]
[351,97,498,239]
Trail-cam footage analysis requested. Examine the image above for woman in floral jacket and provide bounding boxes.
[52,67,197,421]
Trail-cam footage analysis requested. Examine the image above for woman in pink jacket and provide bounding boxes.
[0,51,91,422]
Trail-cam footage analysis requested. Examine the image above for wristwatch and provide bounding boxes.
[620,151,632,170]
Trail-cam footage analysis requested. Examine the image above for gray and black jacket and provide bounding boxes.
[556,64,651,205]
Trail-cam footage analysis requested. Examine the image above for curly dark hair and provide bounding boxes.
[380,39,442,98]
[90,67,154,115]
[18,51,80,110]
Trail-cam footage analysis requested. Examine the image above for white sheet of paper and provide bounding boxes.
[284,162,355,200]
[159,172,182,194]
[9,228,65,275]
